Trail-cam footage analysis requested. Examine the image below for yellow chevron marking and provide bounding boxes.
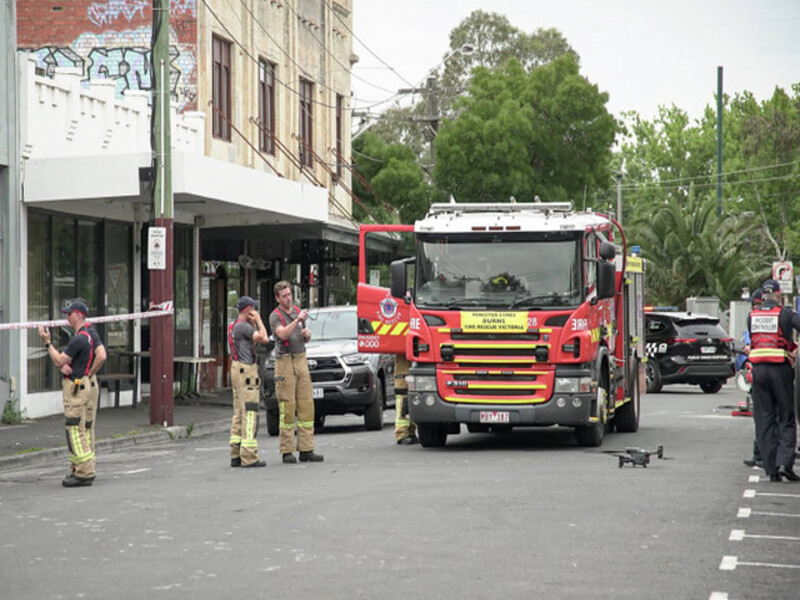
[390,322,408,335]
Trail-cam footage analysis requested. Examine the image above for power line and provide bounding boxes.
[618,159,800,191]
[322,0,415,89]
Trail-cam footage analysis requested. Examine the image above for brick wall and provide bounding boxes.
[17,0,198,111]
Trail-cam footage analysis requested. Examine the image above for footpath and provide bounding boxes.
[0,390,233,470]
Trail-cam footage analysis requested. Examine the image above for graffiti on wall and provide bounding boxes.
[26,1,197,111]
[87,0,197,27]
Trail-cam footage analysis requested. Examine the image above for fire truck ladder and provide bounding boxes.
[428,201,574,215]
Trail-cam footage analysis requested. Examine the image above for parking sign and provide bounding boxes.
[772,261,793,294]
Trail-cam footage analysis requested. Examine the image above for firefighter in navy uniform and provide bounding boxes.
[228,296,269,468]
[38,300,97,487]
[394,354,417,444]
[747,279,800,482]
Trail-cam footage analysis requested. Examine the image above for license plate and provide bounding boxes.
[312,388,324,399]
[479,411,509,424]
[700,346,717,354]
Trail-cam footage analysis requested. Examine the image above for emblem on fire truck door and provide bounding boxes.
[378,292,401,325]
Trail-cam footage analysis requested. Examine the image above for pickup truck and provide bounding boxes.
[260,305,395,433]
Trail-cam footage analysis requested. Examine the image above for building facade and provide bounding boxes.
[7,0,360,418]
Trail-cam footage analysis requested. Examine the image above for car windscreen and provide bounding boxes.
[307,310,357,341]
[414,234,582,309]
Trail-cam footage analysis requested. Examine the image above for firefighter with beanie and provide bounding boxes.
[38,300,97,487]
[747,279,800,482]
[228,295,268,468]
[269,280,323,464]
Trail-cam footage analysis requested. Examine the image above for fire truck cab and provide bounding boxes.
[357,200,645,448]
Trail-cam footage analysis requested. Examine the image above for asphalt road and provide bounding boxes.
[1,383,798,600]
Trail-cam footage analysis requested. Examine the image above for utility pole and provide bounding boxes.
[149,0,174,426]
[716,66,723,217]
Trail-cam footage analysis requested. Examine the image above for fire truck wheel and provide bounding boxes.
[575,375,609,447]
[645,360,662,393]
[266,409,279,437]
[418,423,448,447]
[615,361,640,433]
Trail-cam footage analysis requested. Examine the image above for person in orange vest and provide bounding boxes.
[269,281,323,464]
[38,300,96,487]
[747,279,800,482]
[228,296,268,468]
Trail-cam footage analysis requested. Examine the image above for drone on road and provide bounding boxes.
[613,445,665,468]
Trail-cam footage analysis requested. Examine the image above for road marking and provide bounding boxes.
[122,468,151,475]
[737,508,751,518]
[743,488,800,499]
[709,592,728,600]
[748,475,759,483]
[720,555,800,571]
[729,528,800,542]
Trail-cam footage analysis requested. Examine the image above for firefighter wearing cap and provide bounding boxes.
[38,300,96,487]
[79,321,106,476]
[269,280,323,464]
[748,279,800,482]
[228,296,268,468]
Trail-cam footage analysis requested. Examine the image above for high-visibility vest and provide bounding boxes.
[749,306,795,364]
[272,306,301,348]
[228,319,243,361]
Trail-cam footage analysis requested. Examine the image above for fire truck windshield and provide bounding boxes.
[415,237,582,309]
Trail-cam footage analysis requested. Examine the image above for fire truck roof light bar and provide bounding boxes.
[428,202,574,215]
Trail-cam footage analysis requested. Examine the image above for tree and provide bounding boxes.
[352,132,440,224]
[364,11,578,169]
[632,190,760,307]
[433,54,617,202]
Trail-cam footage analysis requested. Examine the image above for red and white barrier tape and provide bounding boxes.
[0,301,175,332]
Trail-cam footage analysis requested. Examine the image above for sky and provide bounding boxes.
[350,0,800,122]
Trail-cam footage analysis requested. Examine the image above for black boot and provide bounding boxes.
[282,453,297,464]
[299,450,324,462]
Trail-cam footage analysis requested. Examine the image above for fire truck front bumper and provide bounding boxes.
[406,366,595,427]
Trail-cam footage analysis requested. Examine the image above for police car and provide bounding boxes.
[644,309,735,393]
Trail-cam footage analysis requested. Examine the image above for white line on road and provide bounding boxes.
[709,592,728,600]
[737,507,800,518]
[743,488,800,499]
[122,468,152,475]
[729,529,800,542]
[748,475,759,483]
[720,555,800,570]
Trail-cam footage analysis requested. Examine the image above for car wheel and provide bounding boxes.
[645,360,662,393]
[266,409,279,437]
[418,423,448,447]
[615,360,640,433]
[700,380,724,394]
[364,384,384,431]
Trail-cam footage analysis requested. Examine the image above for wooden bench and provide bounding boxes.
[97,373,137,409]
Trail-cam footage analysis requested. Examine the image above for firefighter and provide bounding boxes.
[394,354,418,444]
[269,280,323,464]
[228,296,268,468]
[747,279,800,482]
[81,320,106,477]
[38,300,96,487]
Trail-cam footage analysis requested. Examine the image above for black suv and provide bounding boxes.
[644,311,735,393]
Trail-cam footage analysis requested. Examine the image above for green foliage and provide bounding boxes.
[352,132,439,223]
[434,55,617,202]
[2,397,23,425]
[630,189,763,307]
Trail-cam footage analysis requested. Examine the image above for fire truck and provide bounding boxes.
[357,200,645,447]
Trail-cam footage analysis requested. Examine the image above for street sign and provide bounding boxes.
[148,227,166,270]
[772,261,793,294]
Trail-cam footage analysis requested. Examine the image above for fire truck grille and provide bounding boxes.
[450,332,541,341]
[453,347,537,357]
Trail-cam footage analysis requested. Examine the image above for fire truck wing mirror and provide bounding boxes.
[599,242,616,260]
[597,261,616,299]
[390,259,407,300]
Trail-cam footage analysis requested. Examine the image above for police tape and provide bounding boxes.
[0,301,174,332]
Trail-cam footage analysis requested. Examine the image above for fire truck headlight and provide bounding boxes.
[554,377,592,394]
[407,375,436,392]
[556,397,567,408]
[425,394,436,406]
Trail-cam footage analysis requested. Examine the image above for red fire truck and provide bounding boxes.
[357,201,645,447]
